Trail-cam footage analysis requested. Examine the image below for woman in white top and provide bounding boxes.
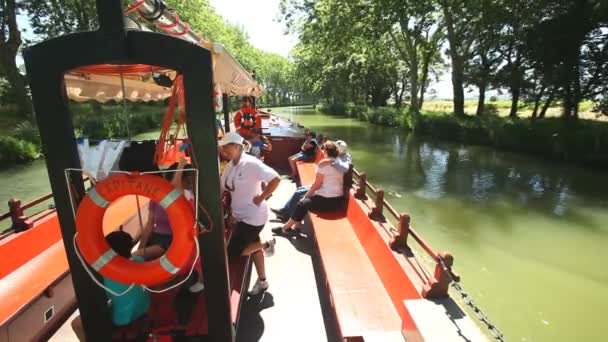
[274,141,344,234]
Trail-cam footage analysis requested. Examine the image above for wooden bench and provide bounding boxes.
[295,153,425,340]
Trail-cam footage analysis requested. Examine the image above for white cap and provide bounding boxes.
[218,132,244,146]
[336,140,348,152]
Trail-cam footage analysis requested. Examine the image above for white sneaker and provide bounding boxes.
[249,278,269,296]
[263,238,276,257]
[189,281,205,293]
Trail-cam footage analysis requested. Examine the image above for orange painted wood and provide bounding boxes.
[346,193,422,331]
[0,195,149,326]
[310,214,402,337]
[0,214,60,279]
[296,155,422,335]
[0,241,68,325]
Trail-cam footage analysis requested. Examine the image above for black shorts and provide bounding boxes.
[148,232,173,250]
[227,221,264,258]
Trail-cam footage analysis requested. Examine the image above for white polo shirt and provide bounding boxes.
[221,152,279,226]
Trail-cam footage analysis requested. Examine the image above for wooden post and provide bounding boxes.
[222,93,230,132]
[390,213,410,251]
[422,251,460,298]
[368,189,385,221]
[355,173,367,199]
[8,198,28,232]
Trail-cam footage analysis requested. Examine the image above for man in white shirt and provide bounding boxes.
[219,132,281,295]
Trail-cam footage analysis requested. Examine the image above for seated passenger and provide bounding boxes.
[247,128,271,160]
[288,130,318,179]
[272,139,351,221]
[71,230,150,341]
[138,157,204,292]
[273,141,344,234]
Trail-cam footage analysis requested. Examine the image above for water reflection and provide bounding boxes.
[281,106,608,230]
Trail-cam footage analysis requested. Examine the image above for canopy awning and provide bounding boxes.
[63,2,265,103]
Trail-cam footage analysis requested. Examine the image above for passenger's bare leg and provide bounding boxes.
[289,157,298,177]
[251,250,266,279]
[71,315,86,342]
[242,241,264,256]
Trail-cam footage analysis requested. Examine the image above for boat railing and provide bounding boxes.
[0,194,56,236]
[351,168,460,299]
[0,177,92,237]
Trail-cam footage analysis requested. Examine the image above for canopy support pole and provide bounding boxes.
[222,93,230,132]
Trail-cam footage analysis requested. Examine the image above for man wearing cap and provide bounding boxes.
[219,132,280,295]
[272,140,352,221]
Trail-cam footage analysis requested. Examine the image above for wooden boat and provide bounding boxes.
[0,0,498,341]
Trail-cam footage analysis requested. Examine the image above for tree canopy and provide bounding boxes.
[0,0,302,119]
[282,0,608,119]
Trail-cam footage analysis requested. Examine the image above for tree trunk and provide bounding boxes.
[409,63,419,112]
[509,86,520,118]
[476,81,487,116]
[419,52,432,110]
[441,0,465,117]
[0,0,32,119]
[531,85,546,119]
[539,89,555,118]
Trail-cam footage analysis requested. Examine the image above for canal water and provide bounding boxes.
[1,106,606,341]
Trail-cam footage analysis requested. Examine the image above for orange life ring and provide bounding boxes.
[238,107,258,130]
[75,173,196,285]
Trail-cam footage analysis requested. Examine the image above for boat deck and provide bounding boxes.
[236,177,335,342]
[50,175,488,342]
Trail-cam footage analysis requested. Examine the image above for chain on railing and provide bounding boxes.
[439,258,506,342]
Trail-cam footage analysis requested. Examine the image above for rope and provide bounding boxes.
[438,258,506,342]
[64,168,204,295]
[142,237,200,293]
[73,232,136,297]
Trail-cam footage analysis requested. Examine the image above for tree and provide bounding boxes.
[0,0,31,118]
[282,0,443,110]
[525,0,608,119]
[438,0,474,116]
[463,0,504,116]
[25,0,96,39]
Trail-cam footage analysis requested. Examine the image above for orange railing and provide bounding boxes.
[352,168,460,298]
[0,194,56,235]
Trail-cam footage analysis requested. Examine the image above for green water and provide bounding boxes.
[272,106,608,342]
[1,107,607,341]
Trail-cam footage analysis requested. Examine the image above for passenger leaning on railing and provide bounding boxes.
[273,141,345,235]
[272,140,351,221]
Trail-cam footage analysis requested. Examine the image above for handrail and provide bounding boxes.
[1,177,90,231]
[351,168,458,299]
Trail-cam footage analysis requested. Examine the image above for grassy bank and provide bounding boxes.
[0,102,167,166]
[318,102,608,168]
